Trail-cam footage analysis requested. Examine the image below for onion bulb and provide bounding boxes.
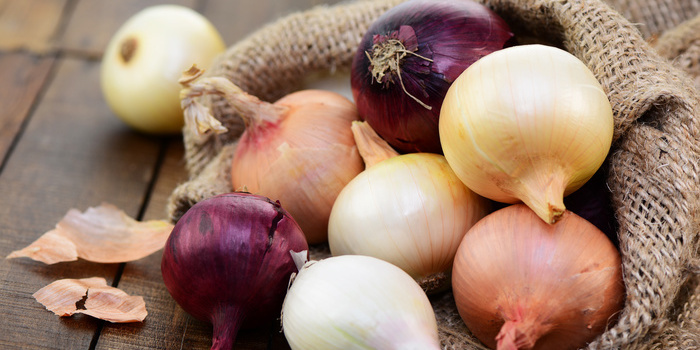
[452,204,625,350]
[101,5,225,134]
[439,44,614,224]
[180,69,364,244]
[328,121,489,292]
[351,0,515,154]
[161,193,308,350]
[282,255,441,350]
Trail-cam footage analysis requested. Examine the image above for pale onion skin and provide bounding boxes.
[101,5,225,134]
[232,90,364,244]
[439,44,614,224]
[452,204,625,350]
[282,255,441,350]
[328,153,489,291]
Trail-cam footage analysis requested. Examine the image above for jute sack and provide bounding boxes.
[166,0,700,348]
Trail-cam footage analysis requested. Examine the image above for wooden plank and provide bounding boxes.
[59,0,196,58]
[0,57,162,349]
[202,0,345,46]
[0,52,54,162]
[0,0,68,53]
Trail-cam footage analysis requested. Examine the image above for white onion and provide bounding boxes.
[282,255,441,350]
[101,5,225,134]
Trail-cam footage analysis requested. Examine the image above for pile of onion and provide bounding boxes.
[452,204,625,350]
[351,0,515,154]
[161,193,308,349]
[180,68,364,244]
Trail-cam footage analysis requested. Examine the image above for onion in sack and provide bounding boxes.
[351,0,515,153]
[439,44,614,224]
[328,121,489,293]
[452,204,625,350]
[180,68,364,244]
[161,193,308,350]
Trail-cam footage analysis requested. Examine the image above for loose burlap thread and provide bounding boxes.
[167,0,700,348]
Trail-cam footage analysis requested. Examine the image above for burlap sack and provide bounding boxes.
[167,0,700,348]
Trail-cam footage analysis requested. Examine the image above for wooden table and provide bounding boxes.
[0,0,341,348]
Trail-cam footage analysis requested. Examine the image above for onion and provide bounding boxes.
[161,193,308,350]
[180,69,364,244]
[351,0,515,154]
[281,255,441,350]
[452,204,625,350]
[563,165,619,247]
[328,121,489,292]
[439,44,614,224]
[101,5,225,134]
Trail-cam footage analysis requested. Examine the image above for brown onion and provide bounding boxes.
[452,204,624,350]
[180,68,364,244]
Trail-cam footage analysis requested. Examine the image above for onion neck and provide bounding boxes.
[351,121,399,168]
[179,65,287,136]
[210,305,246,350]
[516,167,567,224]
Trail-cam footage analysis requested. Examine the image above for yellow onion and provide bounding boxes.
[328,122,490,293]
[451,204,625,350]
[101,5,225,134]
[439,44,614,224]
[180,68,364,244]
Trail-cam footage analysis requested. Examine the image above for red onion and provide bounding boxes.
[161,193,308,350]
[564,165,619,248]
[351,0,515,154]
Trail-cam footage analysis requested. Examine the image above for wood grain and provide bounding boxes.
[0,52,54,162]
[0,0,68,53]
[59,0,196,58]
[0,57,162,349]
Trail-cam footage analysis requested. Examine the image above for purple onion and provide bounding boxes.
[564,165,619,248]
[161,193,308,350]
[351,0,515,154]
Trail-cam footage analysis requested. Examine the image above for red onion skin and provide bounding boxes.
[161,193,308,350]
[351,0,515,154]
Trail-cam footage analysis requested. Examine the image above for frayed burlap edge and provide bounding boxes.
[167,0,700,349]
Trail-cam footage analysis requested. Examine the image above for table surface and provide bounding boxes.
[0,0,342,349]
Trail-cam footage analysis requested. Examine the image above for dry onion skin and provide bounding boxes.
[328,121,489,292]
[439,44,614,224]
[6,203,173,264]
[452,204,625,350]
[33,277,147,323]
